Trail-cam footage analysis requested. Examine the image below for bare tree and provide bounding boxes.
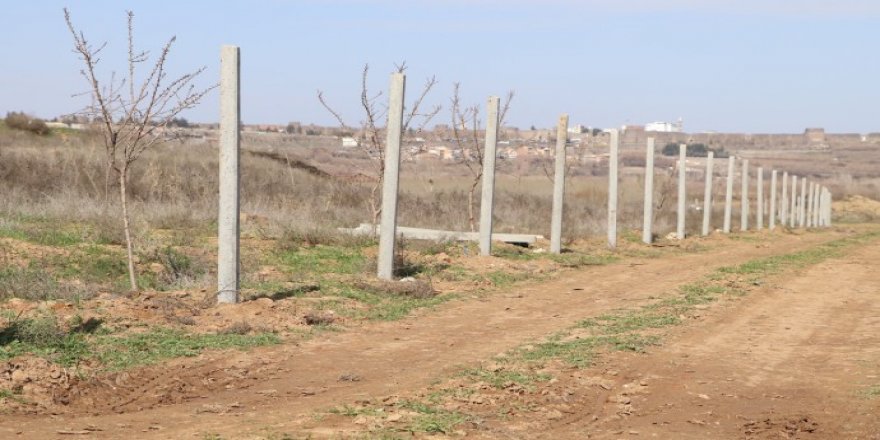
[450,84,514,231]
[64,9,215,290]
[318,64,440,228]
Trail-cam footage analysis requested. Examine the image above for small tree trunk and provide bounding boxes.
[103,157,113,212]
[119,168,138,291]
[369,179,383,236]
[468,177,480,232]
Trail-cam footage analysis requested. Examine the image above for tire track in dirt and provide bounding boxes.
[0,230,857,439]
[542,237,880,439]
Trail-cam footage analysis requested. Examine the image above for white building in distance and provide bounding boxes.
[645,118,683,133]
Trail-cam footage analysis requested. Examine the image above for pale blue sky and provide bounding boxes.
[1,0,878,133]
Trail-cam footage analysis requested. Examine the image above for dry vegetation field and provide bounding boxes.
[1,122,880,439]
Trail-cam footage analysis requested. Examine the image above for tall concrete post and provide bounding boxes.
[824,187,831,226]
[789,175,798,228]
[799,178,807,228]
[642,137,655,244]
[478,96,501,256]
[677,144,687,239]
[780,171,788,226]
[217,45,241,304]
[701,151,714,236]
[377,73,406,280]
[723,156,735,233]
[550,114,569,254]
[769,170,777,230]
[806,182,815,228]
[813,184,821,226]
[825,190,834,227]
[608,129,620,249]
[756,167,764,230]
[740,159,749,231]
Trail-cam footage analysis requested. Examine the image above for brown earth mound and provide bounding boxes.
[0,357,74,413]
[834,194,880,222]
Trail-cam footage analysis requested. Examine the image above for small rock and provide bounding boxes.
[546,409,563,420]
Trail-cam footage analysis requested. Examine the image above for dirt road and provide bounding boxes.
[537,237,880,439]
[2,229,876,439]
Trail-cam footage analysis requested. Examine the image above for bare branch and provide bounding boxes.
[317,90,350,130]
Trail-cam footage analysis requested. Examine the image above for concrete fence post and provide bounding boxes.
[608,129,620,249]
[826,188,833,227]
[823,187,829,227]
[677,144,687,239]
[377,73,406,280]
[723,156,735,233]
[741,159,749,231]
[550,114,569,254]
[217,45,241,304]
[756,167,764,230]
[789,175,798,228]
[478,96,501,256]
[828,189,833,226]
[642,137,655,244]
[769,170,777,230]
[780,171,788,226]
[806,182,815,228]
[799,178,807,228]
[701,151,714,236]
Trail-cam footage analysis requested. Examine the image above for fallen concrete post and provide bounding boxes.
[342,223,541,247]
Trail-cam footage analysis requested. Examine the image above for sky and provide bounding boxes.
[1,0,878,133]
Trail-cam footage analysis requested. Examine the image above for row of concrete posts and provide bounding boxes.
[214,50,834,302]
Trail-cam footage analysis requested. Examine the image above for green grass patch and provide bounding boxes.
[0,218,84,247]
[0,266,90,302]
[329,283,453,321]
[275,245,367,275]
[460,366,552,389]
[95,328,280,371]
[859,384,880,399]
[485,270,527,288]
[0,318,280,371]
[549,252,619,267]
[397,400,470,434]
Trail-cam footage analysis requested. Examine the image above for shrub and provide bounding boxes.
[661,142,728,158]
[4,112,50,136]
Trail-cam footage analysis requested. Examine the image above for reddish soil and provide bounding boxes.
[1,228,878,439]
[534,236,880,439]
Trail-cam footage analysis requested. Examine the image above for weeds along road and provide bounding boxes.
[1,228,874,439]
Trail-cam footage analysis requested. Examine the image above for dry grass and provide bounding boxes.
[0,126,875,255]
